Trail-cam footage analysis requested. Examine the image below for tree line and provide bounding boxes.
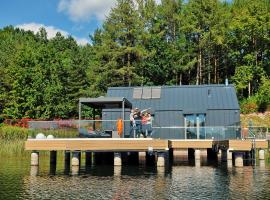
[0,0,270,120]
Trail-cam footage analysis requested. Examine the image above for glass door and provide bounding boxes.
[185,114,197,139]
[198,114,206,139]
[185,114,206,139]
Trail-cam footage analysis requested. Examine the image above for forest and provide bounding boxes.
[0,0,270,120]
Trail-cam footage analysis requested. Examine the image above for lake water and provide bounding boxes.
[1,156,270,200]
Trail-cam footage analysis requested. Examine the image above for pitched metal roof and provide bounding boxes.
[106,85,239,111]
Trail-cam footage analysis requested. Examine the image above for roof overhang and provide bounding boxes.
[79,97,132,109]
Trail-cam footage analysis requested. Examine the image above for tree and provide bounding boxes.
[90,0,148,91]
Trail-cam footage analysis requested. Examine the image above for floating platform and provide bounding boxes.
[212,139,268,151]
[25,138,268,152]
[25,138,269,169]
[25,138,168,152]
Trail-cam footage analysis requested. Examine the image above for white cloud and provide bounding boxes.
[58,0,117,22]
[15,22,89,45]
[74,37,89,45]
[58,0,162,22]
[16,23,69,39]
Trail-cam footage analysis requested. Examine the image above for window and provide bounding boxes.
[133,87,161,99]
[185,114,206,139]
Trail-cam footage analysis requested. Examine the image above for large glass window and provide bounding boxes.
[185,114,206,139]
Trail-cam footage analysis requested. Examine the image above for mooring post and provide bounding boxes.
[195,149,201,160]
[217,149,222,161]
[85,151,92,167]
[200,149,207,161]
[194,149,201,167]
[64,151,70,174]
[221,149,233,167]
[50,151,57,166]
[138,152,146,165]
[30,166,39,176]
[71,166,80,175]
[114,166,121,176]
[221,149,227,162]
[64,151,70,167]
[227,149,232,160]
[49,151,57,175]
[234,152,244,167]
[157,152,165,167]
[31,151,39,166]
[114,152,122,166]
[173,149,188,163]
[71,151,80,166]
[259,149,265,160]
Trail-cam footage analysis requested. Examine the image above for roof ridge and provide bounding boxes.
[108,84,234,90]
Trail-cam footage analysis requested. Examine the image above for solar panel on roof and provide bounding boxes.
[133,88,142,99]
[142,87,152,99]
[152,87,161,98]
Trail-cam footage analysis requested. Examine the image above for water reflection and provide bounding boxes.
[30,166,39,176]
[71,166,80,175]
[1,157,270,200]
[259,160,265,168]
[114,166,121,176]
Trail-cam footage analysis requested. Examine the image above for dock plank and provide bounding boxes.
[25,138,168,151]
[25,138,269,152]
[213,139,268,151]
[169,140,213,149]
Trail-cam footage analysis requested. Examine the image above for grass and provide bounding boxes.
[0,125,78,156]
[0,140,28,156]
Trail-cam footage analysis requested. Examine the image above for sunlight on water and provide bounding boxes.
[0,156,270,200]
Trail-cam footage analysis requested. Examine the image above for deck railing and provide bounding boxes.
[27,120,268,140]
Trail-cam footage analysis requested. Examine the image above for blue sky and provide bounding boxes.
[0,0,117,45]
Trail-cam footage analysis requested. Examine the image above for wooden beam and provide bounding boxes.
[25,138,168,151]
[169,140,213,149]
[213,139,268,151]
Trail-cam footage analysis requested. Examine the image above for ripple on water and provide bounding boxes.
[1,158,270,200]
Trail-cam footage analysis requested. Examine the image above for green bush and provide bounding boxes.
[240,96,259,114]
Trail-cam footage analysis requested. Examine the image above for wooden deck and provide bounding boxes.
[25,138,168,152]
[169,139,213,149]
[25,138,269,152]
[213,139,268,151]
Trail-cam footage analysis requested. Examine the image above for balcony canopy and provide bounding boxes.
[79,97,132,109]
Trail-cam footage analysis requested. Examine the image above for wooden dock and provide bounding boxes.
[25,138,269,169]
[212,139,268,151]
[25,138,168,152]
[26,138,268,151]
